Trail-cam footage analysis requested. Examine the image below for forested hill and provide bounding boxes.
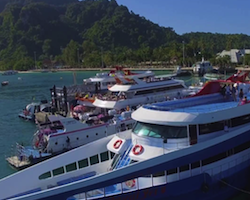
[0,0,250,70]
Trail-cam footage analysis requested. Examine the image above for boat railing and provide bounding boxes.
[144,93,224,111]
[77,151,250,200]
[96,94,127,101]
[113,144,133,170]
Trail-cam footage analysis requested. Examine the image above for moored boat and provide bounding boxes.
[18,100,52,121]
[54,66,155,101]
[92,75,199,110]
[1,81,9,86]
[2,70,18,75]
[203,69,225,80]
[192,58,213,77]
[7,110,135,170]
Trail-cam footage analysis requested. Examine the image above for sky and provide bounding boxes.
[116,0,250,36]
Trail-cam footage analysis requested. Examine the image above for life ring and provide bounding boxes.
[125,179,136,188]
[113,140,123,149]
[132,144,143,155]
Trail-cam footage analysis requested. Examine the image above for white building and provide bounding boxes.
[217,49,250,63]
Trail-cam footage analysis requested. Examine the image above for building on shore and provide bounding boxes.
[217,49,250,63]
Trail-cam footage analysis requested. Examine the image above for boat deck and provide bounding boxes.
[173,101,239,113]
[6,156,30,168]
[143,93,250,114]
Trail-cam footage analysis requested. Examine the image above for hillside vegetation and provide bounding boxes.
[0,0,250,70]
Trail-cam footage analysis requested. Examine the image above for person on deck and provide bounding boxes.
[239,88,244,101]
[240,96,248,105]
[231,85,237,101]
[225,84,231,99]
[220,85,226,98]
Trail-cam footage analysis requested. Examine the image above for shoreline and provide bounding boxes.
[5,67,181,74]
[1,66,245,74]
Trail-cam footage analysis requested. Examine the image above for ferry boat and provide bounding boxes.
[192,58,213,77]
[55,66,154,100]
[7,111,134,170]
[92,75,198,110]
[1,72,250,200]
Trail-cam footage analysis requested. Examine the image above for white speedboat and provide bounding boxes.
[3,73,250,200]
[18,100,52,121]
[192,58,213,77]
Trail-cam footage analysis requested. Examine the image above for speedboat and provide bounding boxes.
[18,100,52,121]
[192,58,213,77]
[92,75,198,110]
[1,81,9,86]
[2,71,250,200]
[204,69,225,80]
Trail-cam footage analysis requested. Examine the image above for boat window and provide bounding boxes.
[231,114,250,127]
[39,171,51,180]
[135,85,184,96]
[234,140,250,154]
[100,151,109,162]
[167,168,177,175]
[132,122,187,139]
[198,121,224,135]
[52,167,64,176]
[153,171,165,177]
[66,162,77,172]
[90,154,99,165]
[110,151,115,159]
[179,164,189,172]
[191,161,200,169]
[78,158,89,169]
[201,152,227,166]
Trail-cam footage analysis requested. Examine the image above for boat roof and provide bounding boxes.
[86,70,154,83]
[132,74,250,126]
[109,76,184,92]
[132,93,250,126]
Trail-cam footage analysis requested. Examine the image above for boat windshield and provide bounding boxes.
[132,122,187,139]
